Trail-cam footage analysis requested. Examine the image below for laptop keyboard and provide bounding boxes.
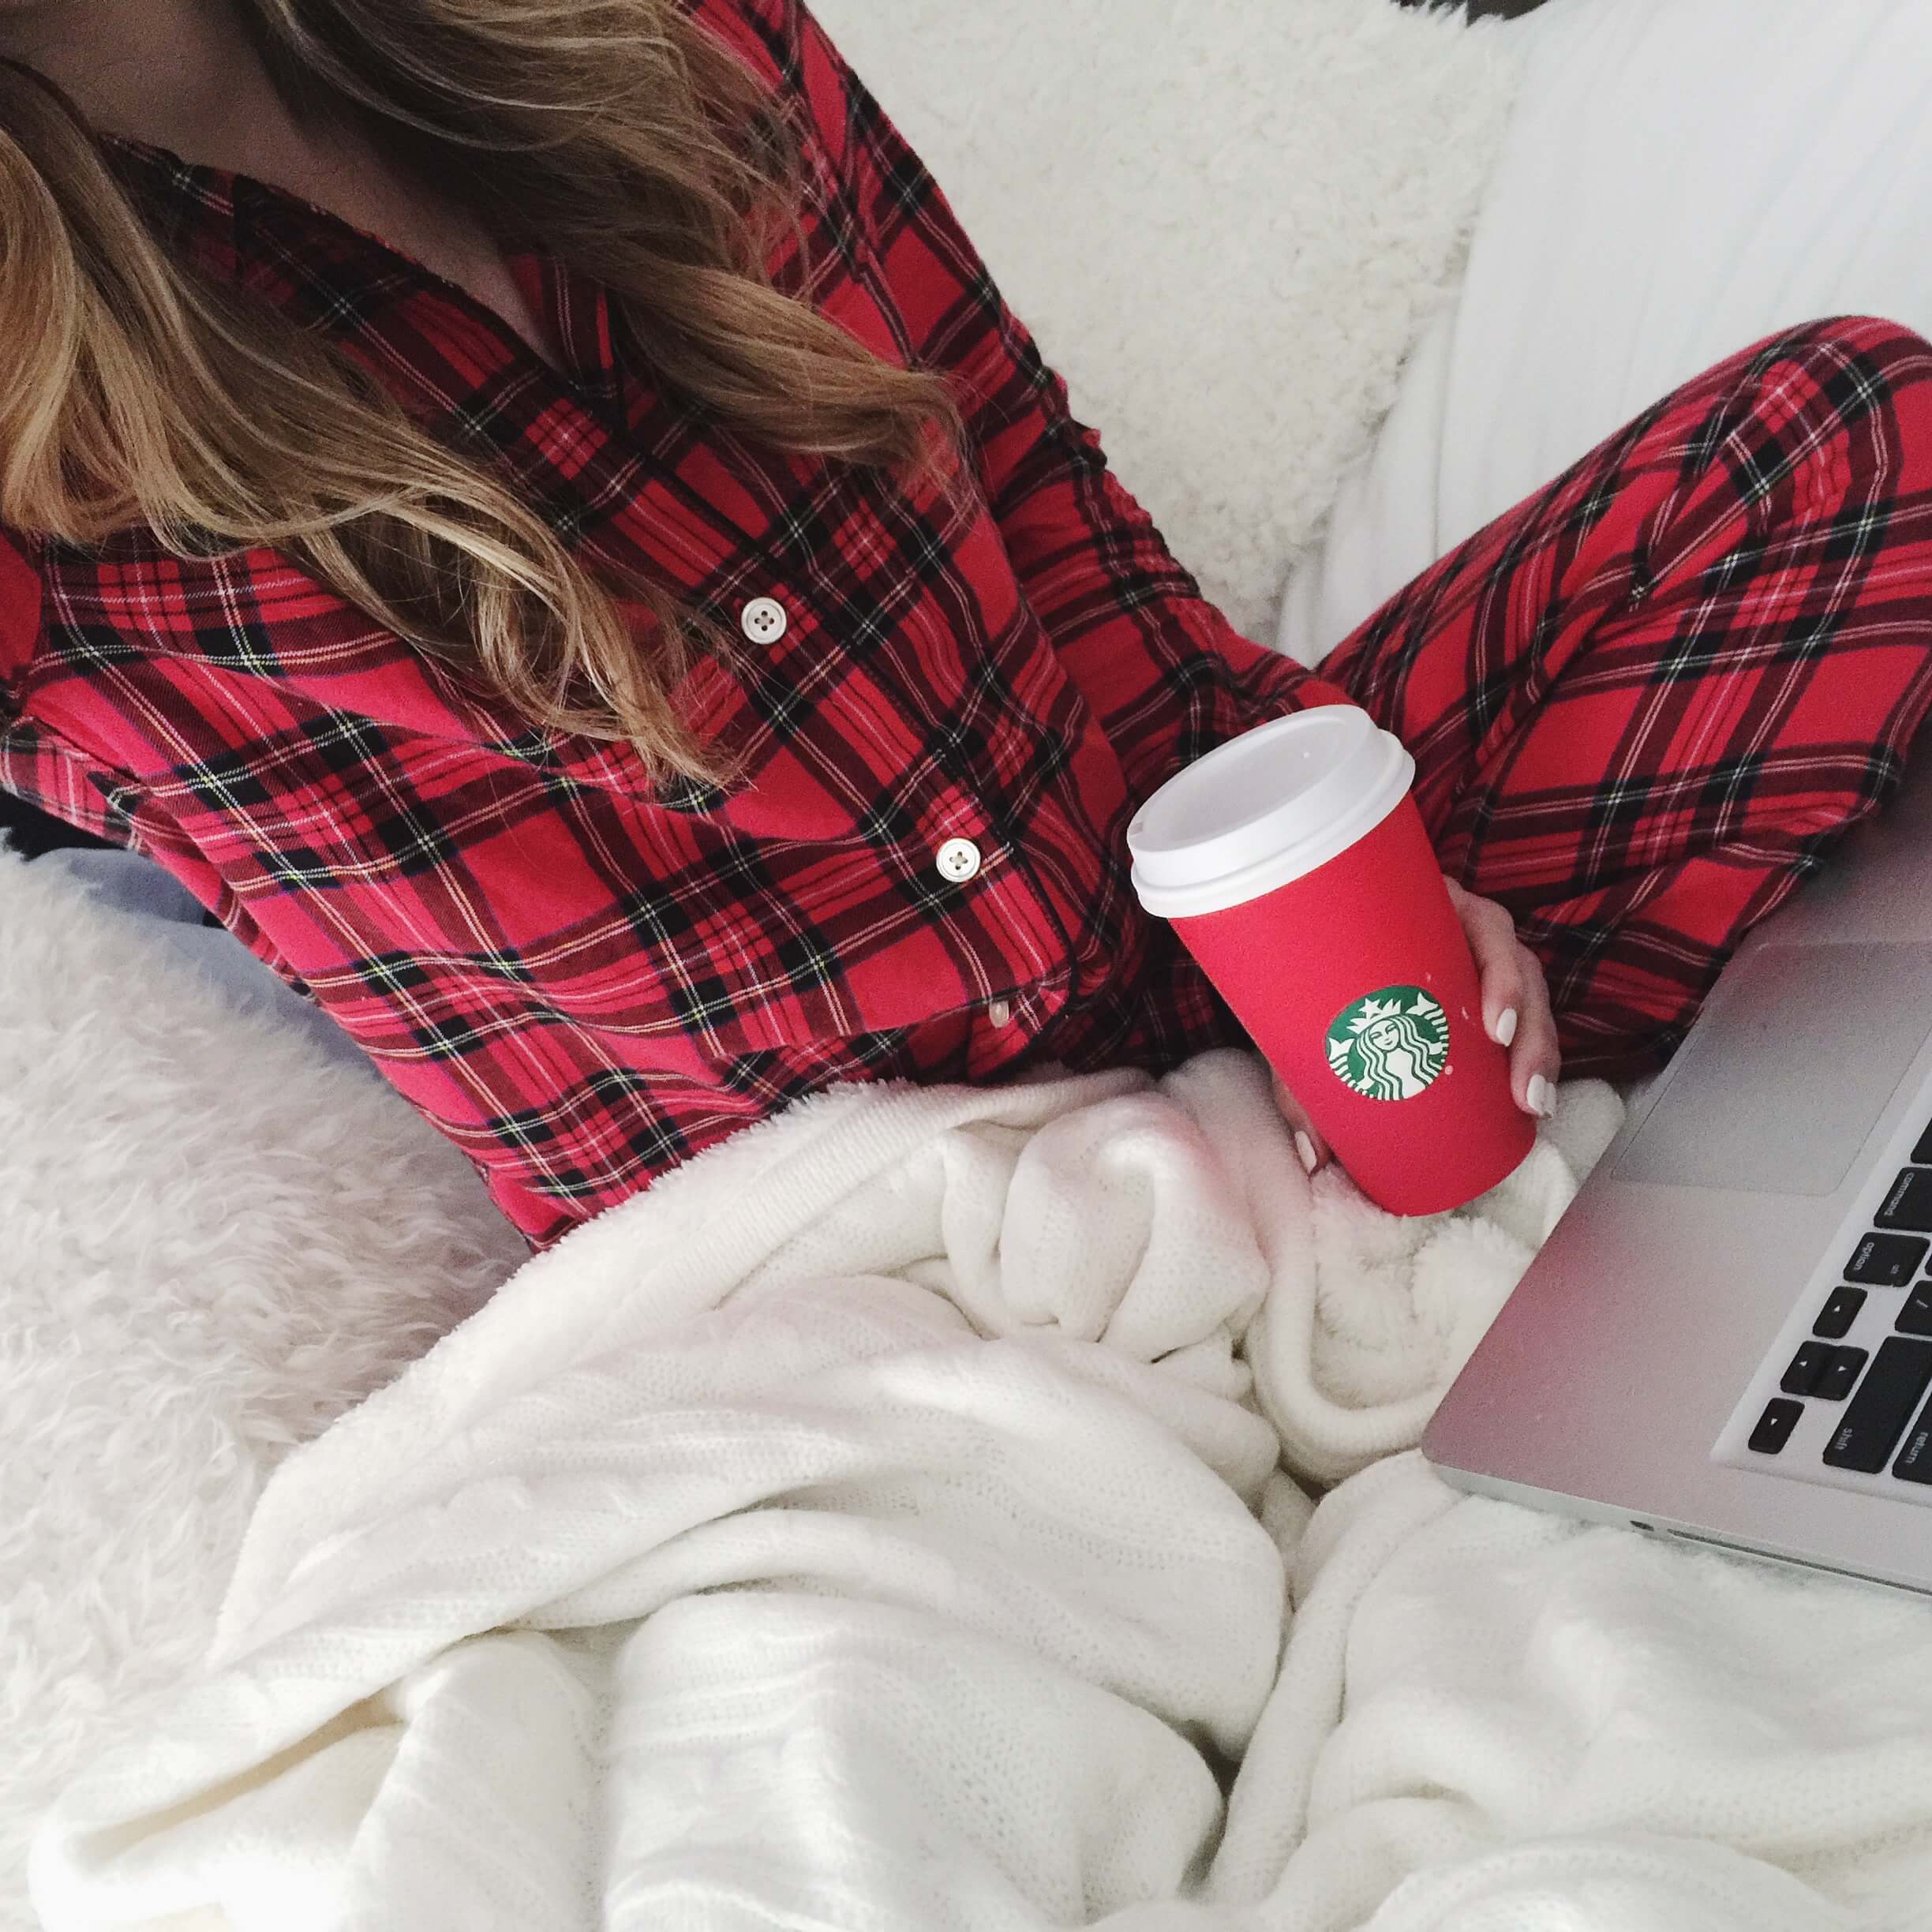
[1745,1118,1932,1485]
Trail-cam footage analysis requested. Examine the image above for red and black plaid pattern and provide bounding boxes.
[1329,314,1932,1075]
[0,0,1349,1250]
[3,0,1931,1254]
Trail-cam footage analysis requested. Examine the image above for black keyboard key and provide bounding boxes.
[1893,1398,1932,1483]
[1780,1341,1832,1395]
[1814,1286,1867,1339]
[1877,1168,1932,1234]
[1899,1285,1932,1337]
[1748,1397,1803,1455]
[1913,1121,1932,1165]
[1822,1336,1932,1473]
[1845,1232,1928,1287]
[1816,1346,1867,1402]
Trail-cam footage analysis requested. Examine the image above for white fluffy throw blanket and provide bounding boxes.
[32,1055,1932,1929]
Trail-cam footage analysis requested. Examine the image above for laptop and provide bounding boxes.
[1424,741,1932,1597]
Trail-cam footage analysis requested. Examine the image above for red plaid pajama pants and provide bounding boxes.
[1322,316,1932,1081]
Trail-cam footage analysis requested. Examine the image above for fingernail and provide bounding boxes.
[1493,1006,1518,1048]
[1294,1129,1318,1175]
[1526,1073,1555,1119]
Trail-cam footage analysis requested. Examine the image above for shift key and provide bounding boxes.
[1822,1337,1932,1473]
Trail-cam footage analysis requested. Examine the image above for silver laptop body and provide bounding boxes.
[1424,745,1932,1597]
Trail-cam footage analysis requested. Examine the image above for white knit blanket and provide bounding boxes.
[30,1053,1932,1930]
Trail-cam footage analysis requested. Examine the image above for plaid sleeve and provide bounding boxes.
[0,529,320,988]
[0,530,136,848]
[779,0,1356,803]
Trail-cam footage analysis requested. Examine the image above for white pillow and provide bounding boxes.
[1279,0,1932,667]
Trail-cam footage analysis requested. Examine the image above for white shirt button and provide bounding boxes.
[987,998,1013,1028]
[740,596,788,644]
[934,837,982,883]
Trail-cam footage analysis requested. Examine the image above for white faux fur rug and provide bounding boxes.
[811,0,1523,639]
[0,8,1525,1927]
[0,848,530,1932]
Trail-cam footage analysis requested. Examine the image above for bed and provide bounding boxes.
[12,2,1932,1926]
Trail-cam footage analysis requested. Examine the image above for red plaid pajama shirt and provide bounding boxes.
[6,0,1932,1253]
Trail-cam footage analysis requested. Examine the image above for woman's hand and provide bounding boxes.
[1271,877,1562,1176]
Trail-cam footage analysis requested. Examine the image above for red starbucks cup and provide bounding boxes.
[1126,706,1533,1215]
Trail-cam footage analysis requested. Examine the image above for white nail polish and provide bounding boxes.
[1295,1130,1318,1175]
[1526,1073,1554,1119]
[1494,1007,1518,1048]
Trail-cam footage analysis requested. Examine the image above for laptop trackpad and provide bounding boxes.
[1615,943,1932,1196]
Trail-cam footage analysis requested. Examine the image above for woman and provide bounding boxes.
[1,0,1928,1254]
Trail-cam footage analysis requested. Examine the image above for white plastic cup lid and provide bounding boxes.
[1126,707,1415,919]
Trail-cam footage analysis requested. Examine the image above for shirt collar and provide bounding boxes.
[98,130,627,417]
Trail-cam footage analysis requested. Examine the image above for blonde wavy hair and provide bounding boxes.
[0,1,966,782]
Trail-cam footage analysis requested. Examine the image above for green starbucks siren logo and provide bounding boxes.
[1326,986,1450,1101]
